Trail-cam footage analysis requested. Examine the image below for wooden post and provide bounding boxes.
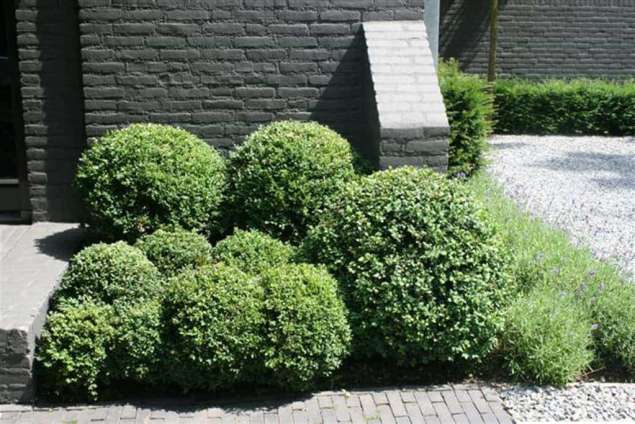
[488,0,499,82]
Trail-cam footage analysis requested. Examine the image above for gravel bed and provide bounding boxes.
[498,383,635,422]
[487,135,635,279]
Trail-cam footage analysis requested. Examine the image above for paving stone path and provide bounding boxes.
[0,385,514,424]
[1,223,84,402]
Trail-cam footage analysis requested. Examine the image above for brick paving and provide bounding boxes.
[0,385,514,423]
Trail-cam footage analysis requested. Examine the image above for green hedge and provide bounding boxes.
[439,60,494,176]
[494,79,635,135]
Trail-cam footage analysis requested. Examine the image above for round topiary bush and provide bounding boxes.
[259,264,351,390]
[226,121,357,242]
[76,123,226,241]
[111,300,164,384]
[135,227,213,277]
[500,287,594,386]
[303,167,510,364]
[36,300,115,400]
[162,265,264,390]
[54,242,161,306]
[211,229,296,276]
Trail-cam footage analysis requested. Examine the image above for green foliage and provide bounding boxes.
[304,167,510,364]
[226,121,357,242]
[135,227,213,277]
[588,281,635,375]
[162,265,264,390]
[439,60,494,176]
[75,123,226,241]
[466,174,635,378]
[54,242,160,306]
[36,300,115,400]
[259,264,351,390]
[211,229,296,276]
[500,287,594,386]
[111,300,164,384]
[494,79,635,135]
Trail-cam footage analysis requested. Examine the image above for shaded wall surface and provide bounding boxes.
[76,0,426,155]
[15,0,86,221]
[440,0,635,78]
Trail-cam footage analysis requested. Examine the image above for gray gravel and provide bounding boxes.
[487,135,635,279]
[498,383,635,422]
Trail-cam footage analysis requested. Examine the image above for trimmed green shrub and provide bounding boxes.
[304,167,510,364]
[259,264,351,390]
[211,229,296,276]
[439,60,494,176]
[54,242,160,306]
[36,300,115,400]
[135,228,213,277]
[111,300,164,384]
[162,265,264,390]
[76,123,226,241]
[226,121,357,242]
[494,79,635,135]
[500,287,594,386]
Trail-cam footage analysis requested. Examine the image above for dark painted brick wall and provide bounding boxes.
[15,0,86,221]
[440,0,635,78]
[76,0,425,155]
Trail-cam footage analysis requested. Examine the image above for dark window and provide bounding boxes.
[0,2,18,180]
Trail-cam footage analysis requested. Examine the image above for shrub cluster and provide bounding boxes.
[494,79,635,135]
[226,121,357,242]
[439,60,494,177]
[45,118,635,400]
[38,229,350,399]
[304,167,510,364]
[75,123,226,241]
[163,262,351,392]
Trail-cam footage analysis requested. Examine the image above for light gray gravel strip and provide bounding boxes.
[488,135,635,279]
[498,383,635,422]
